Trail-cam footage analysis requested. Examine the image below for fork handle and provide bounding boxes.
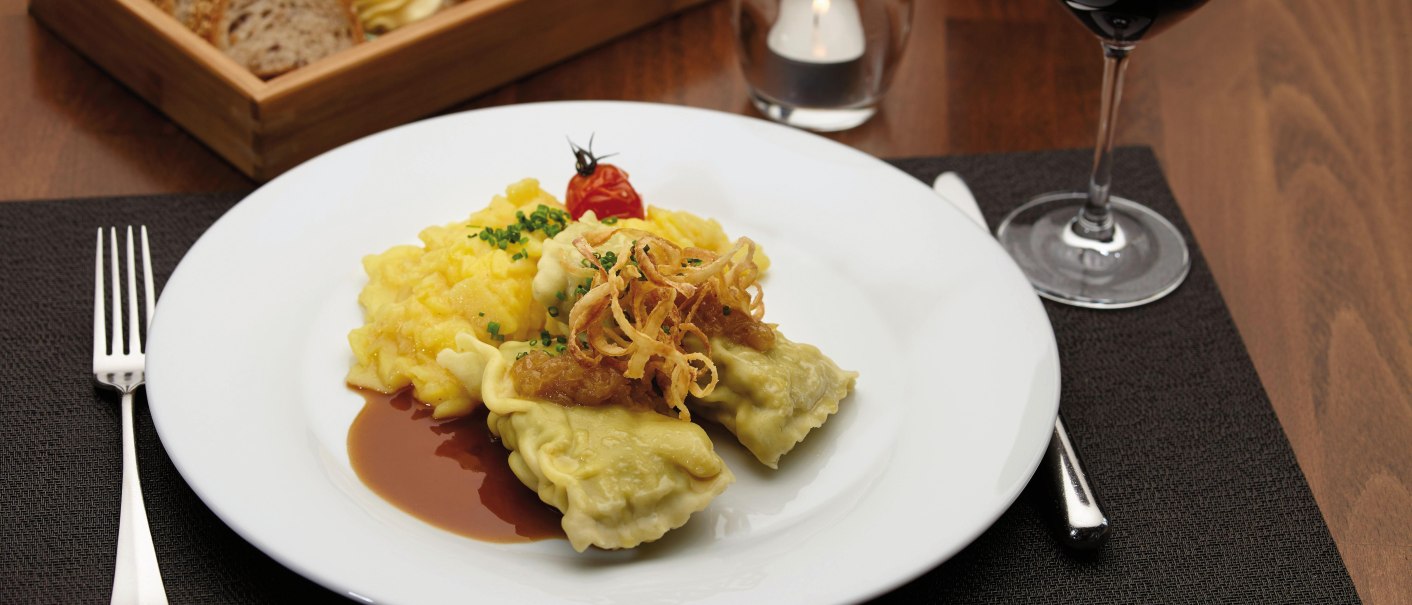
[112,391,169,605]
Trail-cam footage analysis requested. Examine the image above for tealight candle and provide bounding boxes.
[761,0,869,108]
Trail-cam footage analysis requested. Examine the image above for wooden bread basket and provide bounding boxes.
[30,0,710,181]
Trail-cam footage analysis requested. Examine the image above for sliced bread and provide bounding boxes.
[168,0,221,39]
[211,0,363,79]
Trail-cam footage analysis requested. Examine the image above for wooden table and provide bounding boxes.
[4,0,1408,602]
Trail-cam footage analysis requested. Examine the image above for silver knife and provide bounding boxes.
[933,171,1112,550]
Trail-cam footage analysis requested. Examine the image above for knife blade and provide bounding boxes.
[932,171,1112,550]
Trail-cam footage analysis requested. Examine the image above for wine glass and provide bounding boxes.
[995,0,1210,308]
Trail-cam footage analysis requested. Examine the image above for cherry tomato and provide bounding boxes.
[565,140,645,221]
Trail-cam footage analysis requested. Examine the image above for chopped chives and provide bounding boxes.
[472,205,570,250]
[595,251,618,270]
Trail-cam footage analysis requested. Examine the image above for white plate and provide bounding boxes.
[146,101,1059,604]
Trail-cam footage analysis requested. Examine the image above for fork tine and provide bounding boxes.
[109,227,123,356]
[140,226,155,331]
[125,227,142,356]
[94,228,107,363]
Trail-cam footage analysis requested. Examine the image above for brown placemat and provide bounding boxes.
[0,147,1359,603]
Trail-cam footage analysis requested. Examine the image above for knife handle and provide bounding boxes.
[1045,414,1111,549]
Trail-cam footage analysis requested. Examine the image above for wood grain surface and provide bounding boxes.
[3,0,1408,602]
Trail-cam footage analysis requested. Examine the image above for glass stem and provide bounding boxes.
[1074,42,1134,243]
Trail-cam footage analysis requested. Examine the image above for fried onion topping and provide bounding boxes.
[564,229,766,420]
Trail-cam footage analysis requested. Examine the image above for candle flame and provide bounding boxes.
[811,0,831,58]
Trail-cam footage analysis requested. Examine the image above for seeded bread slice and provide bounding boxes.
[211,0,363,79]
[165,0,221,39]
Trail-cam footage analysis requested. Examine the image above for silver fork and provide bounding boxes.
[93,226,169,605]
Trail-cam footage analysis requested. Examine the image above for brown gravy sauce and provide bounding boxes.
[347,388,564,543]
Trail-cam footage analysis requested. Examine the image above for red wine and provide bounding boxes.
[1058,0,1210,43]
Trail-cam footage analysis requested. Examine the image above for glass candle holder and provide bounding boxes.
[733,0,914,132]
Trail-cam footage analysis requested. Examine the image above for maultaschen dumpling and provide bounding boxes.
[439,336,734,552]
[687,330,858,469]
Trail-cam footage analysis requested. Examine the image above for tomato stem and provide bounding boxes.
[568,135,617,177]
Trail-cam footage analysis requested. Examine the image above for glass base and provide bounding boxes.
[748,91,877,132]
[995,192,1190,309]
